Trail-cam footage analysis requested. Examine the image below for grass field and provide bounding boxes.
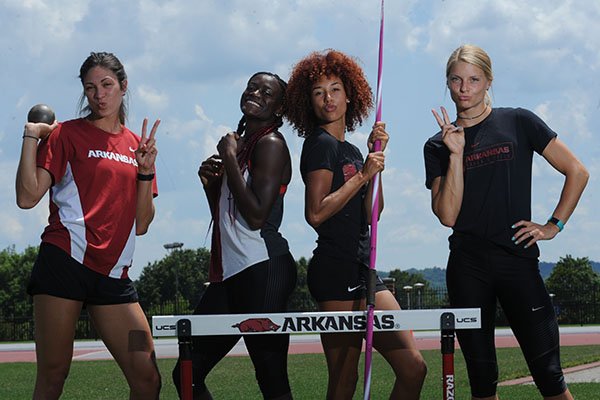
[1,345,599,399]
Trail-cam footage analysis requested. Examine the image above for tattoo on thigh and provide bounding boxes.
[128,330,152,352]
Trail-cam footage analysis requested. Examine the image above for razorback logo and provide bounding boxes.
[342,163,358,182]
[232,318,281,333]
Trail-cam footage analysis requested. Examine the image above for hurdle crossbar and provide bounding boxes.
[157,309,479,400]
[152,308,480,337]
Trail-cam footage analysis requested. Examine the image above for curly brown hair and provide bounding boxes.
[285,49,373,137]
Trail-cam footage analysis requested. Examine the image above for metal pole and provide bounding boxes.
[164,242,184,314]
[441,312,456,400]
[363,2,385,399]
[403,285,413,310]
[177,319,193,400]
[414,282,424,309]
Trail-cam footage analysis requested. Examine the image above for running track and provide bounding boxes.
[1,327,599,363]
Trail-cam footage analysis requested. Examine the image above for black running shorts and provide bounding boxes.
[27,242,139,305]
[307,253,387,302]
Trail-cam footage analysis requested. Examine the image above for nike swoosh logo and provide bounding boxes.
[531,306,545,312]
[347,285,363,293]
[129,146,137,152]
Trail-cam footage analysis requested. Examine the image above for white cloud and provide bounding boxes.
[137,85,169,110]
[194,105,212,124]
[534,95,593,142]
[1,0,599,279]
[0,0,90,56]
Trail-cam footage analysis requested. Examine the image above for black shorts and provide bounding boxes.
[27,242,139,305]
[307,253,387,302]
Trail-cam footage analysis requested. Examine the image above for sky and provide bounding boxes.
[1,0,598,281]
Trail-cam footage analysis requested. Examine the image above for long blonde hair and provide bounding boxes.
[446,44,493,105]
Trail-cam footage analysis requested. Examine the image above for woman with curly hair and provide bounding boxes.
[286,49,426,399]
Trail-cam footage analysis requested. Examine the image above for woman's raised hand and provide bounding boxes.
[136,118,160,174]
[432,106,464,155]
[198,155,224,187]
[23,120,59,141]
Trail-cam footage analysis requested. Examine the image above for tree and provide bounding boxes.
[136,250,319,315]
[546,254,600,324]
[387,269,449,309]
[287,256,316,311]
[136,247,210,314]
[0,245,38,318]
[387,269,428,292]
[546,255,600,295]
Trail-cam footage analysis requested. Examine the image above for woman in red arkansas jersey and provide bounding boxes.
[16,52,161,400]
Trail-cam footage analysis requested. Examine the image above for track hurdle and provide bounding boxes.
[153,308,480,400]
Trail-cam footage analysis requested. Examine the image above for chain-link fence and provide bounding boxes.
[2,286,599,341]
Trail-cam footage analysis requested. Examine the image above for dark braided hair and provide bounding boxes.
[235,72,287,172]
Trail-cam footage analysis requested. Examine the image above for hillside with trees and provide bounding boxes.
[1,244,598,331]
[390,261,600,288]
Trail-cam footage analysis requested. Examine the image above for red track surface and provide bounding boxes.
[285,333,600,354]
[2,332,599,363]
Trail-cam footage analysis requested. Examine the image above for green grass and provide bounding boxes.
[1,346,599,399]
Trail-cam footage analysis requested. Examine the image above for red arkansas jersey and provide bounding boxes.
[36,118,158,278]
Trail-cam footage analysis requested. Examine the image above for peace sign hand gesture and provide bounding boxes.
[432,106,464,156]
[136,118,160,174]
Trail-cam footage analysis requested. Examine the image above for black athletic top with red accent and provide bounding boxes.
[300,127,370,266]
[424,107,557,258]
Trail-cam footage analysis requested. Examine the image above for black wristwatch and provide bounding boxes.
[547,216,564,232]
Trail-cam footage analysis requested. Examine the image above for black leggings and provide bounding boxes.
[172,253,297,399]
[447,238,566,398]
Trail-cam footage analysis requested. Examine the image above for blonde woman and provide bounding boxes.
[424,44,588,400]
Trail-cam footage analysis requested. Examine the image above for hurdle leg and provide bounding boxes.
[440,312,455,400]
[177,319,193,400]
[363,268,378,400]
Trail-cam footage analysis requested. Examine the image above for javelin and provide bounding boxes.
[363,0,384,399]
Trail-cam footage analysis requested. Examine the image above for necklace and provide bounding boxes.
[457,106,488,121]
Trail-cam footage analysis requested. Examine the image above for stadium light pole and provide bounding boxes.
[403,285,413,310]
[549,293,557,317]
[164,242,184,314]
[414,282,425,309]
